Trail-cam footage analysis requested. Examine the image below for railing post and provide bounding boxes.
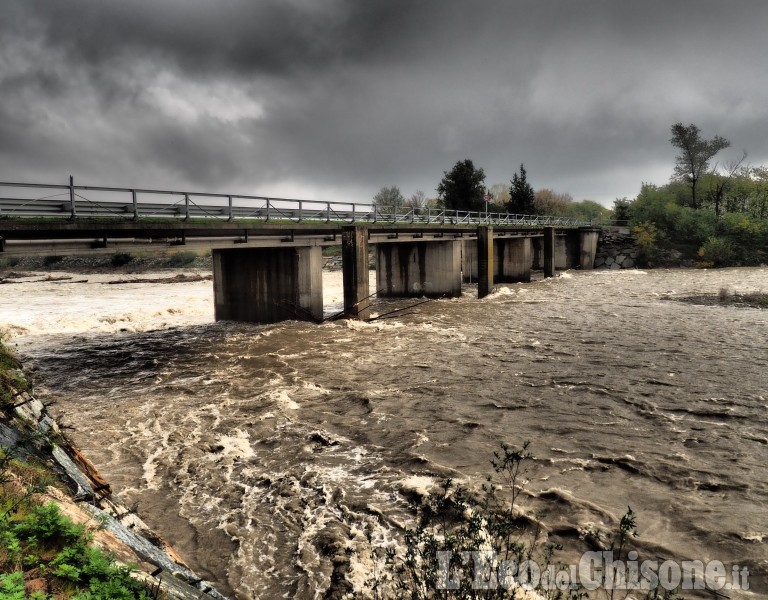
[373,206,378,223]
[326,202,331,223]
[266,199,270,222]
[298,200,303,223]
[132,189,138,220]
[427,207,431,223]
[352,202,356,223]
[69,175,77,219]
[228,195,233,221]
[184,193,190,220]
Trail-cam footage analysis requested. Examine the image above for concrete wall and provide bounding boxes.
[213,247,323,323]
[376,240,461,297]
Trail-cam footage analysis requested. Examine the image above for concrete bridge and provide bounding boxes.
[0,179,601,323]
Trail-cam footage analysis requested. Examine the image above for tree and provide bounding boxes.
[436,159,486,211]
[670,122,730,209]
[403,190,426,210]
[507,164,535,214]
[533,188,572,215]
[612,198,632,224]
[372,185,405,214]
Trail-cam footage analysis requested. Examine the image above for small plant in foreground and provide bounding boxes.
[370,443,682,599]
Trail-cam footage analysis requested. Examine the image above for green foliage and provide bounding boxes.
[109,253,133,267]
[508,164,536,214]
[631,222,660,267]
[166,250,198,267]
[0,500,154,599]
[612,198,632,224]
[437,159,487,212]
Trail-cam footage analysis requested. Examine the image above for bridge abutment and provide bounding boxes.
[376,239,462,298]
[212,247,323,323]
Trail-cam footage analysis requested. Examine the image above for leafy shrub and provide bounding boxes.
[166,250,198,267]
[0,501,154,599]
[631,222,660,266]
[109,252,133,267]
[697,236,736,267]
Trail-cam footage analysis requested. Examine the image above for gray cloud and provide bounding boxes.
[2,0,768,205]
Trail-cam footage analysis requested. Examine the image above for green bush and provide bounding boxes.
[0,502,153,599]
[166,250,198,267]
[697,236,736,267]
[109,253,133,267]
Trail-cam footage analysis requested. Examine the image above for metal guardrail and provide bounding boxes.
[0,178,596,227]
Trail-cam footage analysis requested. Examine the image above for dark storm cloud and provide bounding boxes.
[3,0,768,204]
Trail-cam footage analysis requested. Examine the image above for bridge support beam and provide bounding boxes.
[212,247,323,323]
[578,227,600,270]
[477,226,494,298]
[376,240,461,297]
[543,227,556,278]
[342,226,370,320]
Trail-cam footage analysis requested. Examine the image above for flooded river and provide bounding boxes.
[1,267,766,598]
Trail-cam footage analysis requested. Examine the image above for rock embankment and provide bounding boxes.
[594,231,640,269]
[1,367,228,600]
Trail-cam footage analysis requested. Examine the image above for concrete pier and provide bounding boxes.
[342,226,370,319]
[495,237,532,283]
[477,226,494,298]
[376,240,461,297]
[556,231,581,270]
[543,227,556,278]
[213,247,323,323]
[578,227,600,270]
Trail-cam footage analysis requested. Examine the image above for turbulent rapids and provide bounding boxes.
[1,267,766,598]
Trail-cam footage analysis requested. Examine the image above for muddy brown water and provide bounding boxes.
[2,267,766,598]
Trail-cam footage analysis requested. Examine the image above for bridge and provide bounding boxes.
[0,178,601,323]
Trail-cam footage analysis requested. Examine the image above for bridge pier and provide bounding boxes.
[578,227,600,270]
[212,247,323,323]
[342,226,370,319]
[543,227,556,278]
[376,239,462,297]
[477,226,494,298]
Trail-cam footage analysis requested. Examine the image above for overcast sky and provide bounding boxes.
[3,1,768,207]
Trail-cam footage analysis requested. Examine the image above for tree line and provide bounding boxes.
[614,122,768,267]
[372,161,610,222]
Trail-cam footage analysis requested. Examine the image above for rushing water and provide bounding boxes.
[1,267,767,599]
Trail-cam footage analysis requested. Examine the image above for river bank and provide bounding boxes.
[1,266,766,598]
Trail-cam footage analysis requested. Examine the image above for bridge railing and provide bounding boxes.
[0,179,596,227]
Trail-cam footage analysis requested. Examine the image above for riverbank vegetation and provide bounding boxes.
[612,123,768,267]
[1,340,158,599]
